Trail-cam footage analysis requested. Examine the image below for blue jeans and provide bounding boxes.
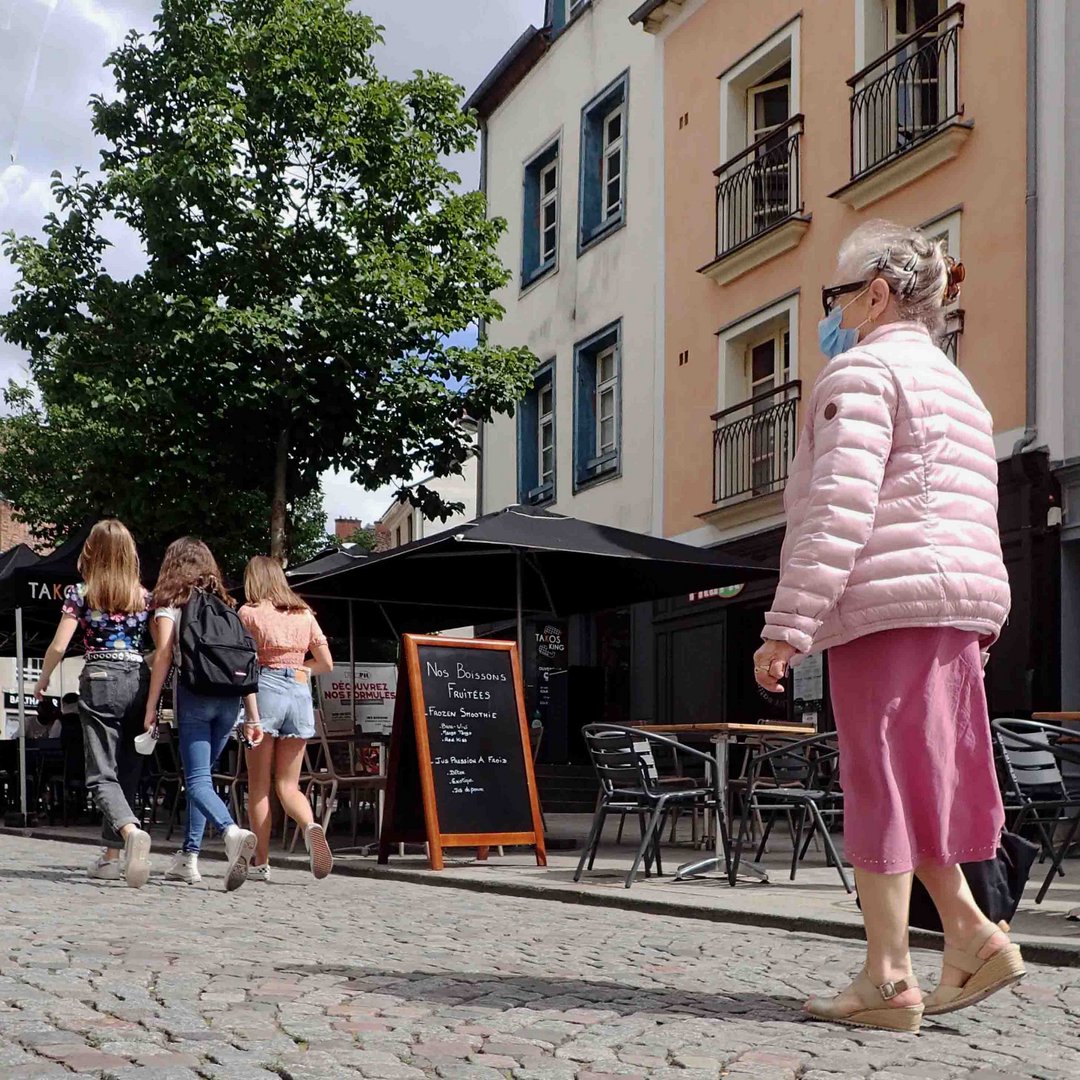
[176,684,241,853]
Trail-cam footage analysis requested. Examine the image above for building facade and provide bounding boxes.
[635,0,1057,723]
[377,449,478,552]
[1033,0,1080,711]
[469,0,664,759]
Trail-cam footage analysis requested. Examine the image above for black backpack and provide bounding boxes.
[179,590,259,697]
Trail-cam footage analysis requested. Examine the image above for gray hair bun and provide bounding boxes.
[838,220,952,339]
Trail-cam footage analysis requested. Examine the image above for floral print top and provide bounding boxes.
[61,583,152,654]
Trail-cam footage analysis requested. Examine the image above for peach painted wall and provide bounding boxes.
[662,0,1028,538]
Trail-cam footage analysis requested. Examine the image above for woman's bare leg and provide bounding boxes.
[273,738,314,829]
[916,862,1010,987]
[245,738,275,866]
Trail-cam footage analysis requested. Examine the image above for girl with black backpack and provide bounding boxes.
[144,537,260,891]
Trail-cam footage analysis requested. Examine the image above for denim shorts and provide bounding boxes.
[257,667,315,739]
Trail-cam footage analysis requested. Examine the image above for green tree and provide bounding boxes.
[0,0,534,565]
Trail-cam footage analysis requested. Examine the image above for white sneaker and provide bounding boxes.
[248,862,271,882]
[87,850,124,880]
[304,823,334,880]
[122,828,152,889]
[164,851,201,884]
[222,825,256,892]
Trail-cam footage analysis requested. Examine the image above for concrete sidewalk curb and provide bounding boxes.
[6,825,1078,968]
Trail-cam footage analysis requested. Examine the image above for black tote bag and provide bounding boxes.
[858,832,1040,932]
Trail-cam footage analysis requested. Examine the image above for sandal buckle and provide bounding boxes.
[879,979,901,1000]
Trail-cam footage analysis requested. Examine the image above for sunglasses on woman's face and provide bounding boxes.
[821,280,868,317]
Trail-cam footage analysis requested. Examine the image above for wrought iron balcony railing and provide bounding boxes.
[712,381,801,506]
[847,3,964,181]
[713,115,803,260]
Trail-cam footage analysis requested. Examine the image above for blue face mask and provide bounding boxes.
[817,285,872,359]
[817,307,859,360]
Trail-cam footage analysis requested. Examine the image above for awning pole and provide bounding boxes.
[516,551,524,656]
[349,600,357,730]
[16,606,27,822]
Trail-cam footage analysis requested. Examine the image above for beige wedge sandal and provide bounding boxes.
[922,923,1026,1016]
[804,971,923,1033]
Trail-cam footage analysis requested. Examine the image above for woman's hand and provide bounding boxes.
[32,678,48,701]
[754,640,798,692]
[243,720,264,748]
[143,709,158,733]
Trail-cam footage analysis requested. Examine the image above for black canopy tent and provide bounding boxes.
[286,542,554,730]
[297,504,777,651]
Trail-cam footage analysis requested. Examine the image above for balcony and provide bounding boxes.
[712,381,801,508]
[831,4,971,210]
[698,115,809,285]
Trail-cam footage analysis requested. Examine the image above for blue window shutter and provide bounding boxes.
[548,0,566,32]
[579,111,602,242]
[517,389,539,502]
[574,348,596,487]
[522,168,540,282]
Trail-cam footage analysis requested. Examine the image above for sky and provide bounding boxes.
[0,0,545,525]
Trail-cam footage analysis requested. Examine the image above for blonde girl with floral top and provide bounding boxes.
[34,519,154,887]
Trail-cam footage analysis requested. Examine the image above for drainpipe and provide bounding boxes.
[476,116,489,517]
[1013,0,1039,458]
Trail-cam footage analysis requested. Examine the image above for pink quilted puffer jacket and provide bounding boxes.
[762,321,1010,656]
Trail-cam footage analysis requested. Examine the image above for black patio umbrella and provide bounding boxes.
[297,505,777,647]
[287,547,368,583]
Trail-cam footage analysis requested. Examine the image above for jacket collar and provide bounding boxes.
[859,321,932,347]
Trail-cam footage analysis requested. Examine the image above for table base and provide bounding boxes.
[674,854,769,883]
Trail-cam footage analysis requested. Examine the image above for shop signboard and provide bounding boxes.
[315,664,397,735]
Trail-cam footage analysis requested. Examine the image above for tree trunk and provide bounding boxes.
[270,425,289,563]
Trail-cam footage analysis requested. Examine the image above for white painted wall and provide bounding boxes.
[378,452,478,547]
[480,0,661,534]
[1035,0,1080,466]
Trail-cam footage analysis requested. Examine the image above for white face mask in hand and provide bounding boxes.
[134,729,157,755]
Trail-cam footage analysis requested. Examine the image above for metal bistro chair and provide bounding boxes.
[992,718,1080,903]
[730,732,852,893]
[576,724,726,890]
[303,717,386,848]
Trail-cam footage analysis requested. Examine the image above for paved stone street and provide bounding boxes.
[0,836,1077,1080]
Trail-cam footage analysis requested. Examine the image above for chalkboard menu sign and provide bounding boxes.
[378,635,547,870]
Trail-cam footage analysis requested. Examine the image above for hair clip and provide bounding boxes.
[944,256,965,302]
[876,248,892,270]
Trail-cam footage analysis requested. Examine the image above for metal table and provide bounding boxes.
[637,722,816,882]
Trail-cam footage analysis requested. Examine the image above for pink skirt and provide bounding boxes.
[828,626,1004,875]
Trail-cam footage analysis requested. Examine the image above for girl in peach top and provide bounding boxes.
[239,556,334,881]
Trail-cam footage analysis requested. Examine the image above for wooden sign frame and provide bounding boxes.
[378,635,547,870]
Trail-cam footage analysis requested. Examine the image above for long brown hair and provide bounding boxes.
[243,555,310,613]
[152,537,234,609]
[78,519,145,614]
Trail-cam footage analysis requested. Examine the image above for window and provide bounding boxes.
[579,73,629,251]
[518,363,556,504]
[522,139,560,287]
[601,105,625,223]
[713,295,800,505]
[922,208,963,364]
[719,18,800,164]
[406,514,414,544]
[574,322,622,490]
[746,329,792,492]
[548,0,589,32]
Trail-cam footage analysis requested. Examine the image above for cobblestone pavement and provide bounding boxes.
[0,836,1077,1080]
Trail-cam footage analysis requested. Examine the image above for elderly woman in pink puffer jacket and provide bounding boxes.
[754,221,1024,1034]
